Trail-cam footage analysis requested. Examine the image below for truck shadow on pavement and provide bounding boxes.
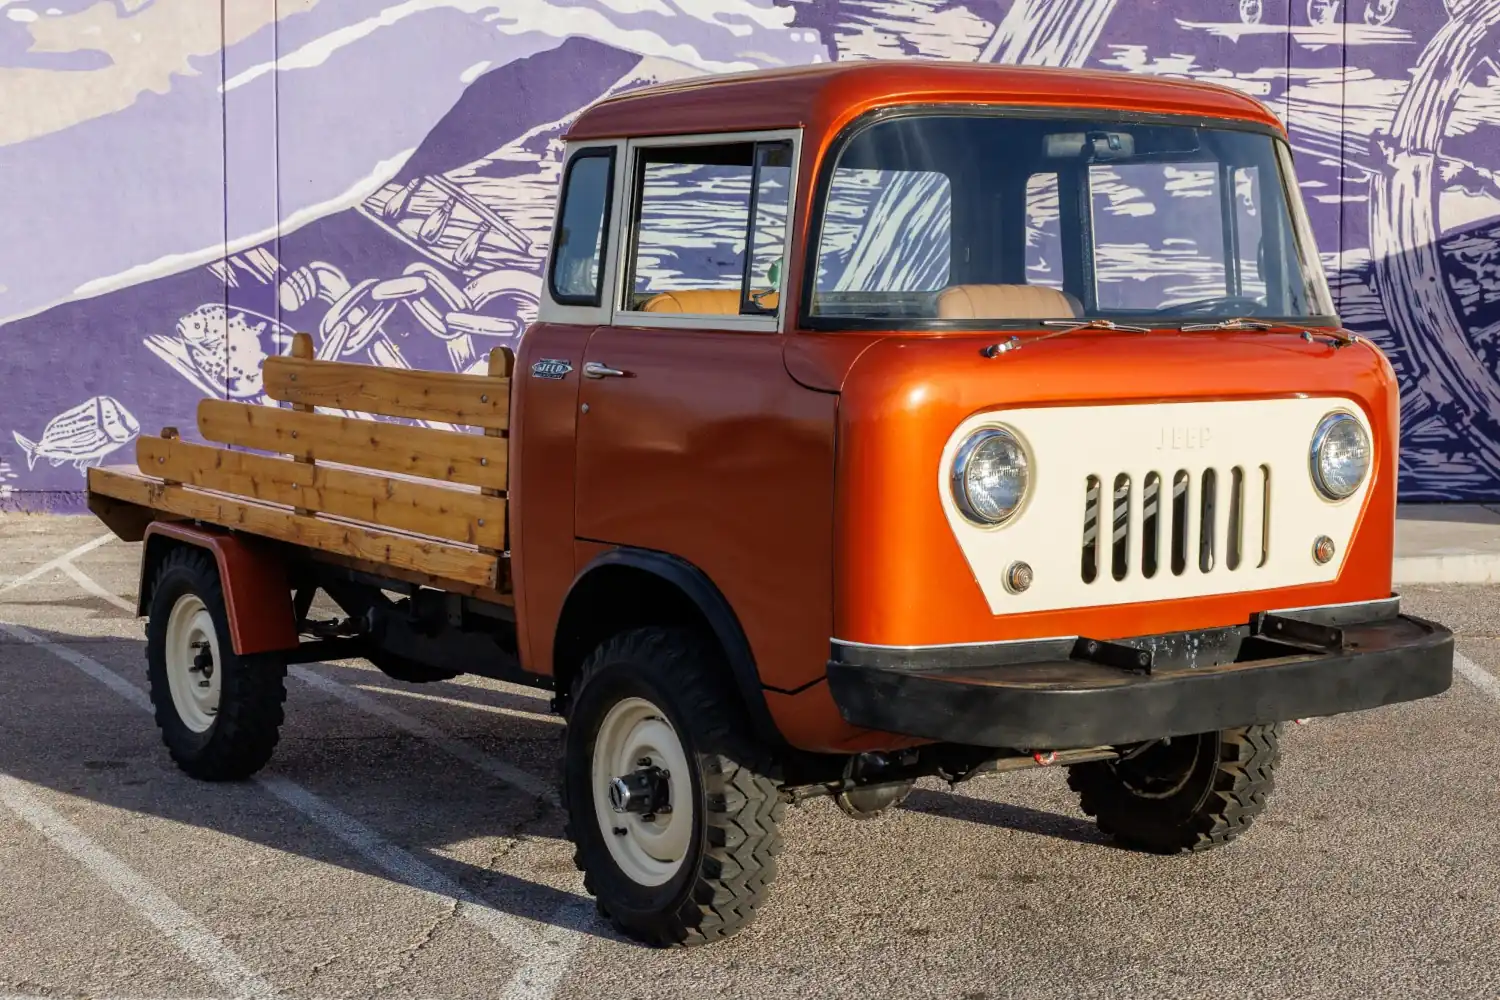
[0,622,1120,946]
[901,788,1108,847]
[0,624,623,943]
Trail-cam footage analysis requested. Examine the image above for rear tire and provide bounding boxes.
[562,627,784,947]
[145,547,287,781]
[1068,724,1282,854]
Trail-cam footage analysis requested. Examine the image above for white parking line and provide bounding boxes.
[6,566,591,999]
[348,681,560,724]
[0,533,115,594]
[292,666,559,804]
[59,559,136,613]
[0,621,152,711]
[1455,652,1500,701]
[0,775,277,999]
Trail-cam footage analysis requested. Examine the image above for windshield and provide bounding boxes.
[807,112,1336,328]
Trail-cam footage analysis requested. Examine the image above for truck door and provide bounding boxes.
[575,135,796,547]
[572,135,838,697]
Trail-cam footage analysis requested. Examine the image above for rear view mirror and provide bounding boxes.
[1044,131,1136,161]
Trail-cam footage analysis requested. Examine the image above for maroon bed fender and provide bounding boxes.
[138,522,299,655]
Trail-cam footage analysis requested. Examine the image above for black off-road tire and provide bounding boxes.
[562,627,784,947]
[1068,724,1282,854]
[145,547,288,781]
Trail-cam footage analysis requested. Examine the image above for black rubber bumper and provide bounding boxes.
[826,603,1454,750]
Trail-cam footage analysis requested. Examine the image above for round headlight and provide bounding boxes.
[1310,411,1370,500]
[952,427,1029,525]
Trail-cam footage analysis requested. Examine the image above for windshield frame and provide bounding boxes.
[797,104,1341,333]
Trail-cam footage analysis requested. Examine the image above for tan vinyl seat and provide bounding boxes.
[935,284,1082,320]
[640,289,780,314]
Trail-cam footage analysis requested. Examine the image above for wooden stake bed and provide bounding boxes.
[87,334,514,600]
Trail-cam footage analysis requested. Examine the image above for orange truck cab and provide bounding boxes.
[89,62,1453,948]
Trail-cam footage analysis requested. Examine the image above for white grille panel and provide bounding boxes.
[938,399,1374,615]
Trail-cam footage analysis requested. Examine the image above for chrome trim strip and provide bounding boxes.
[830,597,1399,654]
[830,634,1078,653]
[1268,596,1398,615]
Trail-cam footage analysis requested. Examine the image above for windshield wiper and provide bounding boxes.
[1179,318,1359,346]
[1179,317,1277,332]
[1041,318,1153,333]
[981,319,1150,357]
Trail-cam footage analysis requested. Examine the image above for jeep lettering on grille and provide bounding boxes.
[1156,426,1213,450]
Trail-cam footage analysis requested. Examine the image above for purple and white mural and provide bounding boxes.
[3,0,1500,506]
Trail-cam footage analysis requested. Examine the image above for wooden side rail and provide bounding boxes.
[196,398,508,490]
[136,435,506,550]
[263,347,510,429]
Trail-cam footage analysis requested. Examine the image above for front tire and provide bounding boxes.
[145,547,288,781]
[562,627,784,947]
[1068,724,1282,854]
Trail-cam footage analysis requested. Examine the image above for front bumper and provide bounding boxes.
[826,598,1453,750]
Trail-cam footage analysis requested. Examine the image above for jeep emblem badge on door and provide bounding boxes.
[531,359,573,380]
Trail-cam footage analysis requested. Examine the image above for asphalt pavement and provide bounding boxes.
[1,512,1497,1000]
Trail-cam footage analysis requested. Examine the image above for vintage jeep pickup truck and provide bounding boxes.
[88,62,1454,947]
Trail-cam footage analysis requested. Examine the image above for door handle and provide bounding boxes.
[583,361,629,379]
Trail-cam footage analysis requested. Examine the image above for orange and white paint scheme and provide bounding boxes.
[89,61,1455,947]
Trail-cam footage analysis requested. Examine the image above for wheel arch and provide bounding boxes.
[553,547,785,748]
[140,523,300,656]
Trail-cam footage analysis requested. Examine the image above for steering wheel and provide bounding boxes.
[1170,295,1267,317]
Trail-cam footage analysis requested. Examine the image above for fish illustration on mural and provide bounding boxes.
[11,396,140,473]
[144,303,294,400]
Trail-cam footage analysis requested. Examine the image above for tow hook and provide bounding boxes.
[1032,751,1058,766]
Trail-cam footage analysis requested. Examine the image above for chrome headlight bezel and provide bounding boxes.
[950,426,1030,526]
[1309,410,1371,501]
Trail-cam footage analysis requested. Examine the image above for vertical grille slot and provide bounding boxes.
[1082,475,1100,583]
[1259,464,1272,568]
[1111,474,1131,581]
[1199,468,1217,573]
[1080,463,1269,586]
[1171,470,1190,576]
[1141,472,1161,579]
[1227,466,1245,570]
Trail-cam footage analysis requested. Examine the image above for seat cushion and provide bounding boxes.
[640,289,780,314]
[935,284,1082,320]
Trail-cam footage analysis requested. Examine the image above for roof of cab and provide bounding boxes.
[565,62,1283,142]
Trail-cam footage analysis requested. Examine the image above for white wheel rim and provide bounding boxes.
[164,593,221,733]
[591,696,693,887]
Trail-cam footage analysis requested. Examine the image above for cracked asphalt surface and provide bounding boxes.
[1,513,1498,999]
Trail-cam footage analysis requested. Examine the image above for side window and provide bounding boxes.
[1089,162,1226,310]
[1025,172,1064,290]
[549,149,615,306]
[625,140,793,316]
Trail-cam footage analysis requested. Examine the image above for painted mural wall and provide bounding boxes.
[2,0,1499,508]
